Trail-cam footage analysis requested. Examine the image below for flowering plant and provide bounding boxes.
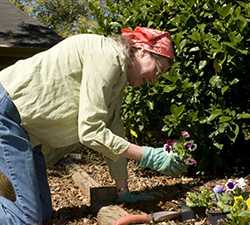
[163,131,197,166]
[186,178,250,225]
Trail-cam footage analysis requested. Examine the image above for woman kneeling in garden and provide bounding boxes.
[0,27,186,225]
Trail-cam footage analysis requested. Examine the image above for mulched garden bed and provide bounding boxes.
[48,149,249,225]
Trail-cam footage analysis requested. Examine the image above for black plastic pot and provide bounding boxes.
[191,206,207,217]
[206,210,228,225]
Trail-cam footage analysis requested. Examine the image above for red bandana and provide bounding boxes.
[121,26,175,59]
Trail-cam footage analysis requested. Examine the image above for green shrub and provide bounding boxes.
[88,0,250,171]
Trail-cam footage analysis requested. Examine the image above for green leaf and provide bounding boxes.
[213,142,224,150]
[230,78,239,85]
[179,39,188,51]
[189,31,200,41]
[210,39,222,51]
[189,46,200,52]
[146,101,154,110]
[109,21,121,29]
[238,113,250,119]
[228,32,243,45]
[188,111,199,122]
[219,116,232,123]
[221,85,229,95]
[239,211,250,218]
[174,32,186,47]
[147,20,154,27]
[199,60,207,70]
[170,104,185,117]
[201,109,223,124]
[130,129,138,138]
[182,79,193,89]
[163,85,176,93]
[217,4,234,18]
[209,76,222,88]
[229,124,239,142]
[166,65,181,83]
[223,42,248,54]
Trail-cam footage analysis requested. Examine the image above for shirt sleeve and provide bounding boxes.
[105,92,128,181]
[78,52,130,161]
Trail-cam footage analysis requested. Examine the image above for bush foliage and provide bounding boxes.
[87,0,250,171]
[12,0,250,171]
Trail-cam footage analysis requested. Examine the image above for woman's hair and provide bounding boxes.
[112,35,139,65]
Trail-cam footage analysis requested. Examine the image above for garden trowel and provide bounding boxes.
[149,204,195,223]
[112,204,195,225]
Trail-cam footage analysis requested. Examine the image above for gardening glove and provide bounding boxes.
[117,191,155,204]
[139,146,187,177]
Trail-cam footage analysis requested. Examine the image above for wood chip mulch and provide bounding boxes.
[48,149,250,225]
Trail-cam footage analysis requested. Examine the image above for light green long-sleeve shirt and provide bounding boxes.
[0,34,130,180]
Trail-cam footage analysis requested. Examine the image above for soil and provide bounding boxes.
[48,149,250,225]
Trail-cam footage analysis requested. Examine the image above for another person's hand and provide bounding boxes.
[138,146,187,177]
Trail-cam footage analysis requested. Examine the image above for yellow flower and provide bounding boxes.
[246,197,250,211]
[234,195,244,204]
[233,195,245,210]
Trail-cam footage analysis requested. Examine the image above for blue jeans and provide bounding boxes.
[0,83,52,225]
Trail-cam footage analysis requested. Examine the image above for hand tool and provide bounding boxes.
[112,204,195,225]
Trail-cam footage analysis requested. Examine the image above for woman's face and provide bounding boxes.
[127,49,171,87]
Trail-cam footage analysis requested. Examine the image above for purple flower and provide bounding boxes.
[181,130,190,138]
[213,185,225,194]
[163,143,172,152]
[163,139,176,152]
[184,142,192,149]
[184,157,197,166]
[226,179,236,192]
[184,141,197,151]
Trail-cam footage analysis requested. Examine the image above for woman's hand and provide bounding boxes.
[121,144,187,177]
[139,146,187,177]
